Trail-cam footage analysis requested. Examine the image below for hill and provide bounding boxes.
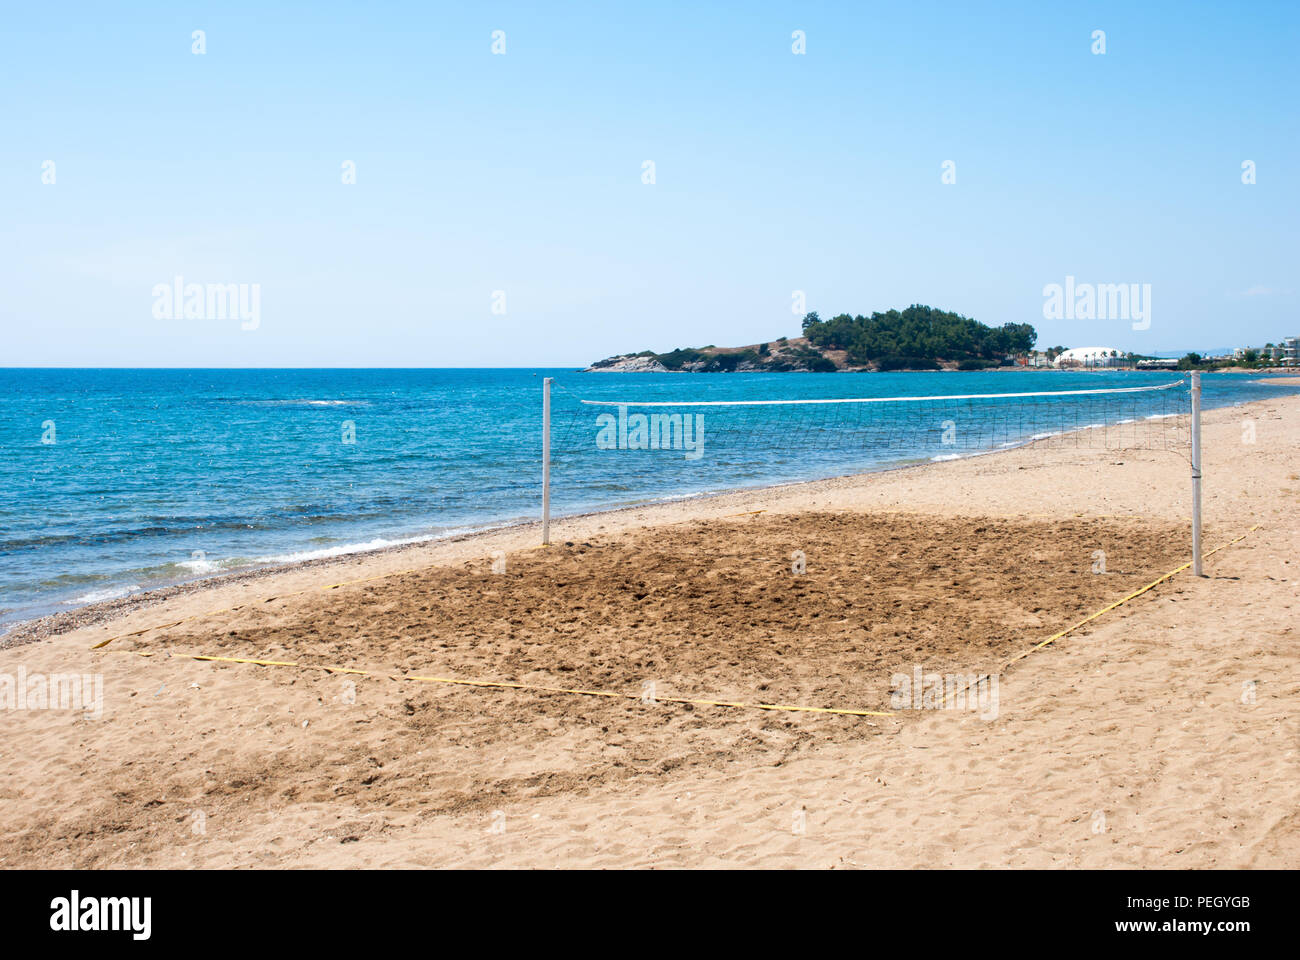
[586,306,1037,372]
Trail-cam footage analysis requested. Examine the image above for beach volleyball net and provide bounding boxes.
[556,378,1190,457]
[541,376,1203,567]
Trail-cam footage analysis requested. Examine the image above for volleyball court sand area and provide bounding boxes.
[0,395,1296,867]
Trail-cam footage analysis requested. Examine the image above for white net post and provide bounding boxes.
[1190,371,1203,576]
[542,377,552,546]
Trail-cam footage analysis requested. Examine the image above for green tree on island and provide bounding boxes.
[801,305,1036,366]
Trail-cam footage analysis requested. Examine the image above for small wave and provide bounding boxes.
[63,584,141,605]
[234,398,361,407]
[931,453,962,461]
[251,531,472,565]
[175,557,226,575]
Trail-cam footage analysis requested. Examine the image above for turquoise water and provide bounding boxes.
[1,368,1295,628]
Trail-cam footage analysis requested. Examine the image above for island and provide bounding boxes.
[587,305,1039,372]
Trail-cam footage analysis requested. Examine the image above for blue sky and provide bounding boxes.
[2,1,1296,366]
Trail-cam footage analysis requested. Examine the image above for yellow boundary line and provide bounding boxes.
[939,524,1259,707]
[89,524,1257,722]
[113,650,892,718]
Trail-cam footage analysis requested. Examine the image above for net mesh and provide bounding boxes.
[545,380,1191,514]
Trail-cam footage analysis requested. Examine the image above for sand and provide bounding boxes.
[1,394,1297,868]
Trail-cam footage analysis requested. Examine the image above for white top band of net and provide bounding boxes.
[577,379,1186,407]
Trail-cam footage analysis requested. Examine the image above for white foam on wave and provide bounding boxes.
[177,558,225,575]
[238,398,360,407]
[255,537,431,564]
[252,529,479,566]
[931,453,962,461]
[64,584,142,605]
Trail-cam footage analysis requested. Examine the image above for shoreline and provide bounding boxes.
[3,384,1294,649]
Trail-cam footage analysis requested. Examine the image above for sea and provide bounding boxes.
[2,367,1296,631]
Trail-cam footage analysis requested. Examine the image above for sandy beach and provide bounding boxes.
[2,393,1297,869]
